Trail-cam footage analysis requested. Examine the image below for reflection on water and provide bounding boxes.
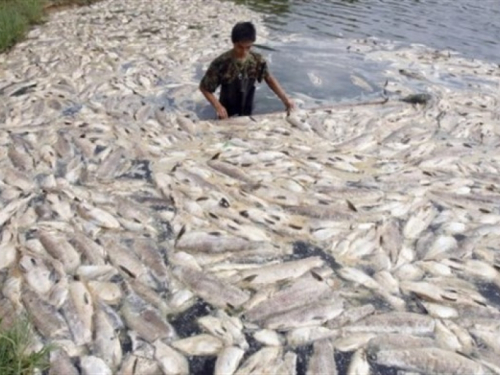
[193,0,500,118]
[229,0,500,63]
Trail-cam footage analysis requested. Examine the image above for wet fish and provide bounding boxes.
[172,334,224,356]
[375,348,486,375]
[153,339,189,375]
[342,312,435,335]
[233,256,324,285]
[49,349,80,375]
[38,229,81,273]
[307,339,337,375]
[175,231,258,253]
[244,272,333,322]
[93,309,123,370]
[262,298,344,331]
[172,264,250,309]
[215,346,245,375]
[21,286,70,339]
[121,298,176,343]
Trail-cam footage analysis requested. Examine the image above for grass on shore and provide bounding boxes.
[0,316,53,375]
[0,0,99,54]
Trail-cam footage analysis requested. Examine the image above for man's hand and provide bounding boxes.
[283,97,295,113]
[199,86,228,120]
[265,75,295,114]
[216,104,228,119]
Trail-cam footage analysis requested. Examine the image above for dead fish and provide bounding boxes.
[8,143,34,171]
[234,347,282,375]
[215,346,245,375]
[198,311,247,349]
[253,329,284,346]
[0,299,16,331]
[307,339,337,375]
[367,333,436,352]
[287,326,339,348]
[132,237,169,282]
[172,265,250,309]
[87,280,122,305]
[49,349,80,375]
[0,193,33,227]
[207,158,257,185]
[71,231,106,265]
[350,74,374,92]
[176,114,197,135]
[283,204,355,221]
[375,348,485,375]
[125,278,170,315]
[61,281,94,346]
[244,272,333,322]
[121,298,176,344]
[286,112,312,132]
[18,254,53,295]
[93,309,122,370]
[153,339,189,375]
[76,265,118,281]
[172,334,224,356]
[342,312,435,335]
[96,147,124,181]
[234,256,324,285]
[327,304,376,329]
[53,131,74,160]
[403,202,438,239]
[80,356,112,375]
[277,351,298,375]
[38,229,80,273]
[77,202,121,229]
[337,267,406,311]
[175,231,256,253]
[0,226,17,271]
[262,298,344,331]
[347,348,371,375]
[21,286,70,339]
[101,237,151,284]
[379,217,403,264]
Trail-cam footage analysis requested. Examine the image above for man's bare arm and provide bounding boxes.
[265,75,295,112]
[199,86,228,119]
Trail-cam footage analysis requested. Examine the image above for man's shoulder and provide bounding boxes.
[249,51,267,63]
[210,50,233,65]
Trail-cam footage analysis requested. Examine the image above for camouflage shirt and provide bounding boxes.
[200,50,270,93]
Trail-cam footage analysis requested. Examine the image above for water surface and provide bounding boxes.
[194,0,500,118]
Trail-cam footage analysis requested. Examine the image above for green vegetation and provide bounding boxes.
[0,316,53,375]
[0,0,100,53]
[0,0,44,52]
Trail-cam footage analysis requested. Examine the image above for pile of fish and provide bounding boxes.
[0,0,267,127]
[1,0,500,374]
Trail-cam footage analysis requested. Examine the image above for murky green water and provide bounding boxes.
[194,0,500,118]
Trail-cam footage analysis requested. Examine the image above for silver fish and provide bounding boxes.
[49,349,80,375]
[307,339,337,375]
[172,265,250,309]
[342,312,435,335]
[21,286,70,340]
[375,348,486,375]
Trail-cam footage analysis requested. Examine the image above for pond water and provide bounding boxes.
[193,0,500,119]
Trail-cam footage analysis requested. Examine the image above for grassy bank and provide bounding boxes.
[0,0,100,53]
[0,316,52,375]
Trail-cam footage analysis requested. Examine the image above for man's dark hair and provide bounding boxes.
[231,22,256,43]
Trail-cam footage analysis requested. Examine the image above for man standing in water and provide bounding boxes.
[199,21,295,119]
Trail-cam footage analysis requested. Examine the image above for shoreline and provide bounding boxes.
[0,0,104,54]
